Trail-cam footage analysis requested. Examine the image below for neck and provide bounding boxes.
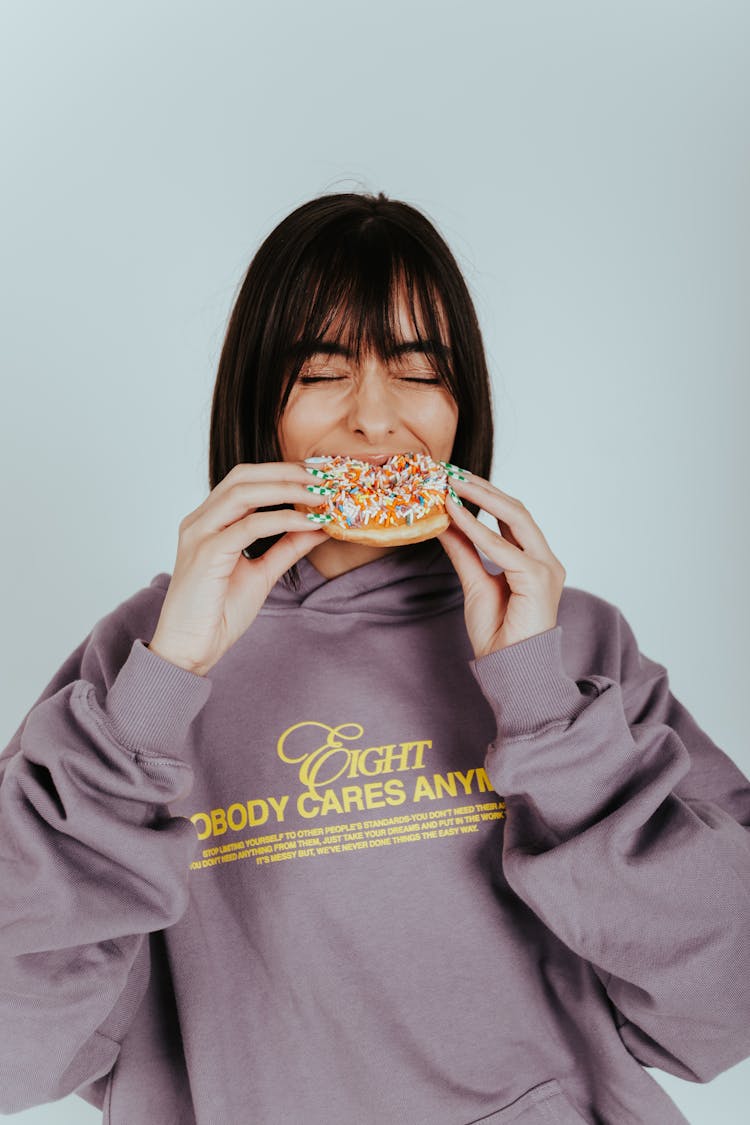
[305,538,401,580]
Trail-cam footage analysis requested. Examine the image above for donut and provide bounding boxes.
[299,452,451,546]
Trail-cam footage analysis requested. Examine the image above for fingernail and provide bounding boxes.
[306,484,336,496]
[304,466,334,479]
[440,461,469,480]
[304,456,330,463]
[447,486,463,507]
[306,511,334,523]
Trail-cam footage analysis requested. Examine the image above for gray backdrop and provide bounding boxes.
[1,1,747,1121]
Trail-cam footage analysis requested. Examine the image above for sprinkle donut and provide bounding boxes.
[301,452,450,546]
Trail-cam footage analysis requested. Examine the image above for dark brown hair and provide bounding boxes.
[208,190,495,591]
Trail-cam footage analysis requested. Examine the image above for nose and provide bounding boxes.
[346,364,399,436]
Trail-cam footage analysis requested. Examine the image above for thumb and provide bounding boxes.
[260,527,329,587]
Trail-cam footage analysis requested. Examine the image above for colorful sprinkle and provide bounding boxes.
[307,452,449,530]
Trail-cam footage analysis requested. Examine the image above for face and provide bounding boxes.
[278,285,459,579]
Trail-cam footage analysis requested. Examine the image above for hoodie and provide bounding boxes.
[0,538,748,1124]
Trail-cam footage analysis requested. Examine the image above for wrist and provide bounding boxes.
[147,637,208,677]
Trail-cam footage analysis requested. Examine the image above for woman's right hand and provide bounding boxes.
[147,461,332,676]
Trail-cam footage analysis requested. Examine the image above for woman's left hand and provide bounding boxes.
[436,463,567,660]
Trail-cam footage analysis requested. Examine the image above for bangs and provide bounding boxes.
[275,224,457,418]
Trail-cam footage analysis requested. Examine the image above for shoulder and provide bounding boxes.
[3,575,175,754]
[480,553,640,683]
[558,583,624,636]
[556,583,646,685]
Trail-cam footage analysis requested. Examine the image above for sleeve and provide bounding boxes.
[468,615,750,1085]
[0,612,212,1113]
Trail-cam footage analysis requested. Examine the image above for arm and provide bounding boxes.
[0,601,211,1113]
[468,613,750,1084]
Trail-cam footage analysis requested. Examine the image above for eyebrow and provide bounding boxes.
[290,338,452,361]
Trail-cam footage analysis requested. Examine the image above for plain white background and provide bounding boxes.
[1,1,747,1122]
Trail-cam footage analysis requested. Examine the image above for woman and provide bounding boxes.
[1,192,748,1124]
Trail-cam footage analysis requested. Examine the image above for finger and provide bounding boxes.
[231,506,334,554]
[256,527,330,589]
[436,522,489,588]
[187,481,330,539]
[445,475,553,561]
[445,494,529,572]
[221,460,318,490]
[191,461,321,521]
[495,519,522,550]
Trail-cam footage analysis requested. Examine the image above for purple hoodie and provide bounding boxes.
[1,538,748,1124]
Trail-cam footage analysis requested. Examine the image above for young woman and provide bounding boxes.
[1,192,748,1125]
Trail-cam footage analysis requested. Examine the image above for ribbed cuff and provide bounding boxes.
[468,626,590,739]
[103,638,213,757]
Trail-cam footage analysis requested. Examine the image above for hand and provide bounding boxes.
[149,462,332,676]
[436,463,566,660]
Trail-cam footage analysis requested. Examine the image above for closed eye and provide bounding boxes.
[299,376,440,385]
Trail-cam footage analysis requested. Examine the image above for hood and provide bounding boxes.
[261,537,471,619]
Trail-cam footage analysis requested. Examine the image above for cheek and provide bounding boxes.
[277,405,300,459]
[278,398,326,456]
[428,394,459,436]
[279,400,308,439]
